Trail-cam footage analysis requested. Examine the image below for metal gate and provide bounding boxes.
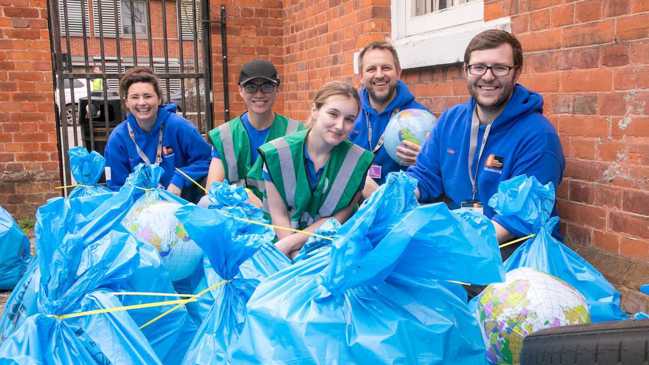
[47,0,227,191]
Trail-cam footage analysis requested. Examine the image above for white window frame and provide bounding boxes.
[390,0,511,69]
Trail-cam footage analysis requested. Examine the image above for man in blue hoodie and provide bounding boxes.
[408,30,565,253]
[104,67,211,202]
[350,41,428,186]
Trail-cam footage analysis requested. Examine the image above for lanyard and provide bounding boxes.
[127,120,164,165]
[365,108,399,154]
[467,107,492,200]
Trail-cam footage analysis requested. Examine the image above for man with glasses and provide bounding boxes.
[407,29,564,256]
[203,60,303,204]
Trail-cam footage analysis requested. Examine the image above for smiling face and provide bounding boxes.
[239,78,278,116]
[310,94,359,147]
[360,48,401,108]
[466,43,521,113]
[125,82,161,128]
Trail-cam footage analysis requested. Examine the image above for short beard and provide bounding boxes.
[468,82,513,114]
[368,83,397,106]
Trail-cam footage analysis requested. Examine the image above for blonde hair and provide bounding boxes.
[307,81,360,127]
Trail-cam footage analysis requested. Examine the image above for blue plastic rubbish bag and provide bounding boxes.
[67,146,113,199]
[0,197,162,364]
[0,206,31,290]
[177,181,291,364]
[488,175,626,322]
[231,172,502,364]
[0,164,198,365]
[0,154,113,338]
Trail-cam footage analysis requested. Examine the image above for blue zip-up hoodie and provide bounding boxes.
[349,80,428,184]
[407,84,565,237]
[104,103,211,191]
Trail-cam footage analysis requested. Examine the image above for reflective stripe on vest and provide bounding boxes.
[286,119,300,134]
[318,144,366,216]
[246,177,265,191]
[218,122,239,183]
[272,138,297,208]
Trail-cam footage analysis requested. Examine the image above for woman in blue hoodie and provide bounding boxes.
[104,67,211,201]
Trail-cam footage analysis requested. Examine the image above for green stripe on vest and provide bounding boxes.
[258,129,373,229]
[207,113,303,199]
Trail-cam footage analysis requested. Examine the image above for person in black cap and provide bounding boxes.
[201,59,304,206]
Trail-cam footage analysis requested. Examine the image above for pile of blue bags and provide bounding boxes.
[0,151,629,364]
[479,175,626,322]
[229,173,504,364]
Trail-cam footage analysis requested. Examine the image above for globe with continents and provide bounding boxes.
[383,108,436,165]
[476,267,591,364]
[122,196,202,282]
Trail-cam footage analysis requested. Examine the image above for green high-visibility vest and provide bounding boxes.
[207,113,303,198]
[257,129,373,229]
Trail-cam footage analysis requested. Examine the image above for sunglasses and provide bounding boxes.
[242,82,277,94]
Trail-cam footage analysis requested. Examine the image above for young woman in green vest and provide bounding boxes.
[202,60,303,207]
[255,81,374,258]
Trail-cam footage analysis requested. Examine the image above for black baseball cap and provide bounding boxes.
[239,60,280,85]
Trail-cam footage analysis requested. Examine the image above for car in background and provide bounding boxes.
[54,78,88,126]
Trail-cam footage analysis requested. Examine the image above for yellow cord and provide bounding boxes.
[498,234,535,249]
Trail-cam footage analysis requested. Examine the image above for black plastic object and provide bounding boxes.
[78,95,122,154]
[521,320,649,365]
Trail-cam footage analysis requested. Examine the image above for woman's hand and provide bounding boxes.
[275,236,299,259]
[167,183,182,196]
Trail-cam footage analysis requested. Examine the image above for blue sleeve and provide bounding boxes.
[492,127,565,236]
[104,128,130,191]
[406,116,445,203]
[170,121,212,190]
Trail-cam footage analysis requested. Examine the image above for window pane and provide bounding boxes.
[413,0,476,15]
[121,0,147,35]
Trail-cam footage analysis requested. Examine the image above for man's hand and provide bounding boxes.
[167,183,182,196]
[396,140,421,166]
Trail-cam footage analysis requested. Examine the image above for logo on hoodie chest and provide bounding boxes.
[484,154,504,173]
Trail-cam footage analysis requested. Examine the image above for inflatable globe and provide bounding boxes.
[122,197,202,281]
[476,268,591,364]
[383,108,436,165]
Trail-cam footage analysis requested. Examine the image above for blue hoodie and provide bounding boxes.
[349,80,428,184]
[407,84,565,237]
[104,103,211,191]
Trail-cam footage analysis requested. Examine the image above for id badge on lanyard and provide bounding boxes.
[466,107,492,215]
[127,120,164,165]
[365,109,399,181]
[460,200,484,215]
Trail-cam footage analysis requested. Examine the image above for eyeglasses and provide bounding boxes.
[242,82,277,94]
[466,64,516,77]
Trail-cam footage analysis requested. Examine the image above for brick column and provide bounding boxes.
[0,1,59,219]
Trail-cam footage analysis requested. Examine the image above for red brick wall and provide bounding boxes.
[281,0,391,121]
[0,0,59,218]
[500,2,649,251]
